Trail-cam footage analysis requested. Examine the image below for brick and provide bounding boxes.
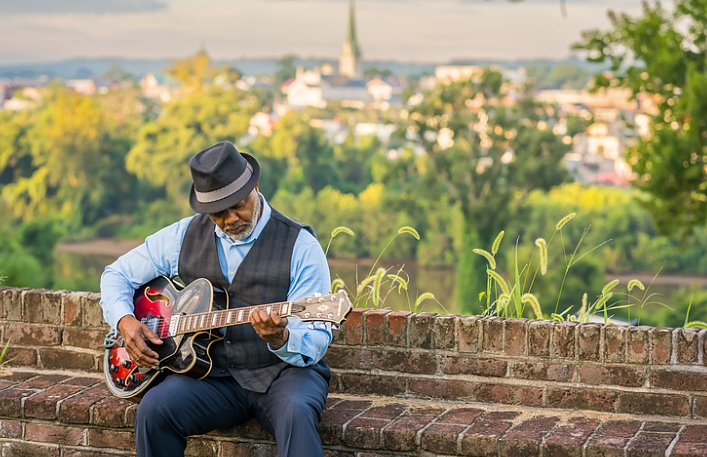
[651,327,672,364]
[457,316,481,353]
[409,378,474,400]
[543,417,600,457]
[434,315,457,350]
[5,347,38,367]
[63,377,101,388]
[511,361,574,382]
[643,421,681,432]
[60,384,111,423]
[185,438,218,457]
[504,318,527,356]
[0,371,38,383]
[579,365,647,387]
[547,388,617,412]
[552,322,576,359]
[24,289,61,325]
[0,388,40,416]
[408,312,436,349]
[323,451,356,457]
[3,288,26,321]
[652,368,707,392]
[438,407,484,424]
[672,442,707,457]
[585,420,642,457]
[440,356,507,377]
[345,308,366,345]
[483,318,503,353]
[677,424,707,443]
[25,423,85,445]
[62,293,84,326]
[626,431,677,457]
[4,324,60,346]
[229,418,271,440]
[24,385,85,419]
[618,392,690,417]
[365,309,389,345]
[677,328,701,364]
[318,400,371,445]
[384,409,443,451]
[360,403,405,419]
[1,441,60,457]
[605,325,626,363]
[0,419,22,439]
[63,327,106,349]
[93,395,136,427]
[499,416,559,457]
[420,423,466,454]
[371,350,436,375]
[339,373,406,396]
[695,397,707,419]
[219,442,277,457]
[475,384,543,407]
[578,324,601,361]
[331,321,346,344]
[64,450,135,457]
[82,293,103,327]
[461,415,516,457]
[627,326,651,364]
[344,416,388,449]
[324,347,371,370]
[387,311,411,347]
[18,374,68,389]
[528,320,551,357]
[87,428,136,451]
[40,348,96,371]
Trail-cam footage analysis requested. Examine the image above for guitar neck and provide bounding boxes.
[169,301,291,336]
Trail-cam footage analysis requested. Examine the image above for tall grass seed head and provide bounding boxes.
[492,230,505,255]
[555,212,576,230]
[627,279,645,292]
[473,248,497,270]
[522,293,543,320]
[602,279,620,295]
[535,238,548,275]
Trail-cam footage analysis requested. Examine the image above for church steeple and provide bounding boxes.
[339,0,363,79]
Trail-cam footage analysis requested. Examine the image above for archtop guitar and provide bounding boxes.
[103,276,351,399]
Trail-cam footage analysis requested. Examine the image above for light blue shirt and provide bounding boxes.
[99,195,332,367]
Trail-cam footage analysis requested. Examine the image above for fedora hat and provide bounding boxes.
[188,141,261,214]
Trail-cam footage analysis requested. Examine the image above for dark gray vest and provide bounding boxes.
[178,208,313,392]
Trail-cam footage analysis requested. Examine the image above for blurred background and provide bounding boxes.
[1,0,706,327]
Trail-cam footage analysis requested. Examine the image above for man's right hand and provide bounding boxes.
[117,315,163,369]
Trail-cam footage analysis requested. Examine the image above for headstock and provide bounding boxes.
[290,290,352,325]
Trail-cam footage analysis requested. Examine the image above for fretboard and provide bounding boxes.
[169,302,291,336]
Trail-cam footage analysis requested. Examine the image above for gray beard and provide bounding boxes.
[226,194,261,241]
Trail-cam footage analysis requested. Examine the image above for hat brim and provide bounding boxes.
[189,152,261,214]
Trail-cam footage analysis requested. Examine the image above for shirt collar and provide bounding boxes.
[213,193,271,245]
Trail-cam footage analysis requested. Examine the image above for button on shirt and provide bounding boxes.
[100,195,332,367]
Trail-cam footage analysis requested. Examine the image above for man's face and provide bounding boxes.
[208,185,261,240]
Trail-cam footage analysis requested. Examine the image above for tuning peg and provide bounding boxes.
[319,323,327,330]
[331,324,340,331]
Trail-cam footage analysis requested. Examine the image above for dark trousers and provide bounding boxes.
[134,367,329,457]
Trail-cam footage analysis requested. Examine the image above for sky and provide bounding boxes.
[0,0,645,65]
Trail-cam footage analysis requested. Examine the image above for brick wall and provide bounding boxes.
[0,287,706,456]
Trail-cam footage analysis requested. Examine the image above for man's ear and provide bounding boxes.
[254,183,260,194]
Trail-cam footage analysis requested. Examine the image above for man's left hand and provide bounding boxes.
[250,310,289,349]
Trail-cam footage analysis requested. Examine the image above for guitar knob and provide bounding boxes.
[114,378,125,387]
[128,375,139,384]
[109,364,119,373]
[122,360,132,369]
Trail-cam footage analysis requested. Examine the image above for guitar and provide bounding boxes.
[103,276,352,399]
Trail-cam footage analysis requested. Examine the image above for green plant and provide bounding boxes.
[328,225,440,312]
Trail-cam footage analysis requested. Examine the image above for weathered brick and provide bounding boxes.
[503,318,527,356]
[339,373,405,396]
[6,347,38,367]
[0,419,22,439]
[578,324,601,361]
[626,431,677,457]
[60,384,111,423]
[579,365,647,387]
[1,441,60,457]
[528,320,551,357]
[3,288,26,322]
[408,312,436,350]
[408,378,474,400]
[434,315,457,350]
[695,396,707,419]
[457,316,480,353]
[543,417,600,457]
[384,409,443,452]
[605,325,626,363]
[438,407,484,424]
[219,442,277,457]
[344,416,389,449]
[324,347,371,370]
[483,318,503,353]
[677,328,700,364]
[24,385,85,419]
[499,416,559,457]
[87,428,137,451]
[420,423,466,455]
[618,392,690,417]
[585,420,642,457]
[627,326,651,364]
[547,388,617,412]
[365,309,389,345]
[552,322,576,359]
[387,311,411,347]
[652,368,707,392]
[643,421,681,432]
[371,350,436,375]
[345,308,366,345]
[93,395,135,427]
[672,441,707,457]
[23,290,61,325]
[461,415,517,457]
[62,293,83,326]
[0,388,40,416]
[651,327,672,364]
[25,423,85,445]
[318,400,371,445]
[511,361,574,382]
[4,324,60,346]
[62,327,106,350]
[229,417,271,440]
[82,293,103,327]
[475,384,543,407]
[40,348,96,371]
[440,356,506,377]
[185,438,218,457]
[331,321,346,345]
[19,374,68,389]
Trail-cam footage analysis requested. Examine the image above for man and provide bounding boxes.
[100,141,332,457]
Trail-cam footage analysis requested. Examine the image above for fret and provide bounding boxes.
[212,313,218,327]
[226,311,232,324]
[266,305,272,315]
[238,309,244,322]
[199,314,205,329]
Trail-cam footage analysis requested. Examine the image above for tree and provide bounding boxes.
[574,0,707,237]
[274,55,297,85]
[393,70,571,311]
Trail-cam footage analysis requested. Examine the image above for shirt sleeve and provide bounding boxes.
[99,217,193,329]
[269,228,332,367]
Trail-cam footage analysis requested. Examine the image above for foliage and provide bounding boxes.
[574,0,707,237]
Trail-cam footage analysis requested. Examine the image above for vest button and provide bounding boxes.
[225,340,231,345]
